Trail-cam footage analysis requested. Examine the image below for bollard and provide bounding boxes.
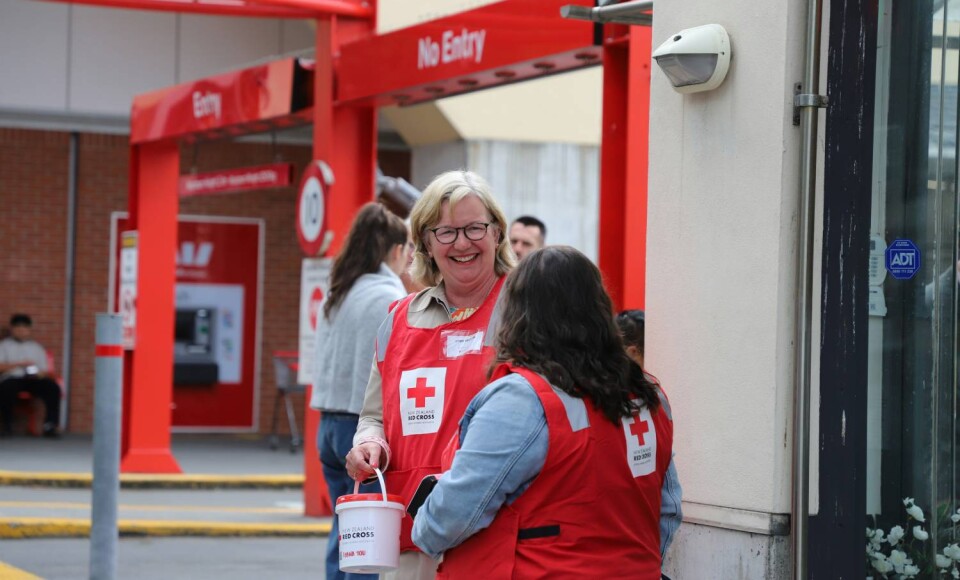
[89,314,123,580]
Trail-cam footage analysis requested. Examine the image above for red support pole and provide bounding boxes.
[303,14,378,518]
[599,26,651,311]
[120,139,182,474]
[623,26,652,310]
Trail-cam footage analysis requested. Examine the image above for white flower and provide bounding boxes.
[902,564,920,578]
[873,529,886,543]
[903,497,915,506]
[872,557,894,574]
[952,568,959,579]
[888,526,905,546]
[936,554,953,568]
[913,526,929,541]
[906,503,926,522]
[944,543,960,560]
[888,549,909,573]
[952,513,960,524]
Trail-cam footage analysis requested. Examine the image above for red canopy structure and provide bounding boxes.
[43,0,652,517]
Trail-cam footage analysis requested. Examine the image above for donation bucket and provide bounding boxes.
[335,467,405,573]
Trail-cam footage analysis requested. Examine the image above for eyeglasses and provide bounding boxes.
[427,222,493,245]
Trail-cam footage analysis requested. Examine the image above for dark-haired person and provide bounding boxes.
[346,170,515,579]
[509,215,546,261]
[617,308,684,575]
[618,309,646,367]
[309,202,411,580]
[410,246,680,579]
[0,314,61,437]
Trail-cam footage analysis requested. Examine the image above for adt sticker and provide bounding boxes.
[885,239,921,280]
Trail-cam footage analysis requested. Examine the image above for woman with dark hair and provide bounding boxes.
[309,202,411,580]
[410,246,680,579]
[617,308,646,367]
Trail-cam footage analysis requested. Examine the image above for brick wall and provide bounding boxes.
[0,127,409,435]
[0,128,70,386]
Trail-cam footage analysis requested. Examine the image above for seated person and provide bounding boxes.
[0,314,61,437]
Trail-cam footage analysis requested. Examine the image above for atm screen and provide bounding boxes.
[175,310,197,342]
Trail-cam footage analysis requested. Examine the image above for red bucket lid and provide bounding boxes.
[337,493,405,505]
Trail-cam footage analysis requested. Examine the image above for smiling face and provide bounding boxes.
[425,195,500,295]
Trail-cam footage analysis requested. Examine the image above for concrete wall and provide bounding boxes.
[0,1,314,124]
[645,0,807,574]
[411,140,600,260]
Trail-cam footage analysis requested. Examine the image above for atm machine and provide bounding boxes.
[173,307,219,385]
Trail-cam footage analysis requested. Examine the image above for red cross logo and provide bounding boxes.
[407,377,436,408]
[629,413,650,446]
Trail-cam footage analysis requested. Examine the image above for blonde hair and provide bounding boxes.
[410,170,516,287]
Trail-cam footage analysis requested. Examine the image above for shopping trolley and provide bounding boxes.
[269,351,307,453]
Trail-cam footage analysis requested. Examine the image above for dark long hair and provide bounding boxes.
[324,203,408,319]
[493,246,660,423]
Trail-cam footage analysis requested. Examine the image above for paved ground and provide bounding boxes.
[0,434,305,475]
[0,537,328,579]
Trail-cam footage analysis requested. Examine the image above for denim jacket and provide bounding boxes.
[411,372,683,561]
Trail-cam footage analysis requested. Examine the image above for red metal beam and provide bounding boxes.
[336,0,598,106]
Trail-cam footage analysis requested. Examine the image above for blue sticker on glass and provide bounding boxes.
[885,239,921,280]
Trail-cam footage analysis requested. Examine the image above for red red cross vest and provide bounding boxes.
[435,364,673,579]
[380,276,506,552]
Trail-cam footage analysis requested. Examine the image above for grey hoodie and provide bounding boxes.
[309,264,406,414]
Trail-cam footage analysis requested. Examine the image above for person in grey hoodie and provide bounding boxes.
[310,202,412,580]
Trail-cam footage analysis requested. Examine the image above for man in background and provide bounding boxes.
[509,215,547,261]
[0,314,61,437]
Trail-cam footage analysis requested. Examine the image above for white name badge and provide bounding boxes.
[622,408,657,477]
[399,367,447,436]
[441,330,485,359]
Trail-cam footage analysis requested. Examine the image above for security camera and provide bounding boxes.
[652,24,731,94]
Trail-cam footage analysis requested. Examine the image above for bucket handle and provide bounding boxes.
[353,467,389,503]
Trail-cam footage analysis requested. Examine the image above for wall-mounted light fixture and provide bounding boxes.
[652,24,731,94]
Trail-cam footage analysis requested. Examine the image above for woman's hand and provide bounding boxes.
[346,441,383,481]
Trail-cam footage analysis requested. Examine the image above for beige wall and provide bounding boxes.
[377,0,603,146]
[646,0,807,519]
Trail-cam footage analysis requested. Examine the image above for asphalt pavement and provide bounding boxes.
[0,433,334,578]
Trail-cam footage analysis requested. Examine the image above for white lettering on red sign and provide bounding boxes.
[192,91,222,120]
[417,28,486,70]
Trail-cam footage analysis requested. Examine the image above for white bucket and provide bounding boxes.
[335,467,405,573]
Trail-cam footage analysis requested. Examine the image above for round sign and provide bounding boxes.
[297,161,334,256]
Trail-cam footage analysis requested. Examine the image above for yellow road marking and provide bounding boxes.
[0,470,303,489]
[0,517,331,539]
[0,501,300,514]
[0,561,42,579]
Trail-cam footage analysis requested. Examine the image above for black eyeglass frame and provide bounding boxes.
[426,221,495,245]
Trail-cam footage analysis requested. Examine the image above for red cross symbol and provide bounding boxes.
[629,413,650,446]
[407,377,436,408]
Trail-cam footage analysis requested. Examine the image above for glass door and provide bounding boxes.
[867,0,960,575]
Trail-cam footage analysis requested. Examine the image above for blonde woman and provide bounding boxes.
[346,170,515,579]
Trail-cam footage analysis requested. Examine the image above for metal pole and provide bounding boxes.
[793,0,826,575]
[89,313,124,580]
[60,131,79,429]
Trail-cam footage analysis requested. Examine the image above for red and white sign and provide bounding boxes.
[337,0,598,105]
[296,161,334,256]
[297,258,333,384]
[131,58,312,143]
[398,367,446,435]
[119,231,139,350]
[622,408,657,478]
[179,163,293,197]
